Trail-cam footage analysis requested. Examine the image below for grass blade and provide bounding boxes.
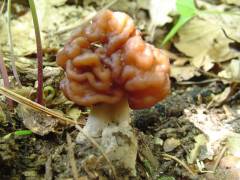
[28,0,43,105]
[0,0,6,14]
[7,0,22,87]
[161,16,191,46]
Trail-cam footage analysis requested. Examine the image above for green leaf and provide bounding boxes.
[143,159,153,175]
[3,130,33,139]
[43,86,56,102]
[14,130,33,136]
[176,0,196,17]
[161,0,197,46]
[161,16,191,46]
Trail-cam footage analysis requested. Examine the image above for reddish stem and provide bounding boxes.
[35,29,43,105]
[0,55,13,107]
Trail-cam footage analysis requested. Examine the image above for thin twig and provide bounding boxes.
[7,0,22,87]
[0,87,84,125]
[198,10,240,16]
[198,69,240,84]
[225,116,240,124]
[28,0,43,105]
[0,55,13,107]
[0,0,5,14]
[212,145,227,172]
[66,133,79,180]
[177,78,219,85]
[222,28,239,42]
[44,156,53,180]
[161,153,196,176]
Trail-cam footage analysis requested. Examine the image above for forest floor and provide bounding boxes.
[0,0,240,179]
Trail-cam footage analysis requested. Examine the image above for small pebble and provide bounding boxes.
[154,137,163,146]
[163,138,180,152]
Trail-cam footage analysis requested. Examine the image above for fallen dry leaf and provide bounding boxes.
[170,65,200,81]
[17,105,58,136]
[66,107,82,121]
[0,0,95,56]
[163,137,180,152]
[149,0,176,27]
[218,59,240,81]
[205,155,240,180]
[187,134,208,164]
[174,12,240,69]
[227,134,240,157]
[185,105,234,160]
[222,0,240,6]
[208,87,232,107]
[148,0,176,41]
[218,155,240,179]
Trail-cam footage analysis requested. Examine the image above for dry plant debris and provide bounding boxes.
[170,2,240,82]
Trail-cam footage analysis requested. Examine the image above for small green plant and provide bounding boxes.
[43,86,56,102]
[161,0,197,46]
[161,0,240,46]
[3,130,33,139]
[143,159,153,176]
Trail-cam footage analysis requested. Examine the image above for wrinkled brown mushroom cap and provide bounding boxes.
[56,10,170,109]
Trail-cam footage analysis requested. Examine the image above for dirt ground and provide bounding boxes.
[0,81,238,179]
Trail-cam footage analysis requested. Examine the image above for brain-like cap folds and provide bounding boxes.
[56,10,170,109]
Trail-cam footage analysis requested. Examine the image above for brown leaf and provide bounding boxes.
[175,13,240,69]
[218,59,240,81]
[17,105,58,136]
[170,65,200,81]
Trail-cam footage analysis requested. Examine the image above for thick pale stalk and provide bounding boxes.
[76,98,137,176]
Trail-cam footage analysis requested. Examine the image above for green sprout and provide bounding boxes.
[161,0,197,46]
[3,130,33,139]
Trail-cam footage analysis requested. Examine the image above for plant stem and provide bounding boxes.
[0,0,6,14]
[7,0,22,87]
[28,0,43,105]
[0,55,13,107]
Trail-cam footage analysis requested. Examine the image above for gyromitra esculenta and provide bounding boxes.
[57,10,170,177]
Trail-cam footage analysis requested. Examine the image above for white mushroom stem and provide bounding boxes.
[76,98,138,176]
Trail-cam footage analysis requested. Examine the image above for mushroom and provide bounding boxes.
[56,10,170,177]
